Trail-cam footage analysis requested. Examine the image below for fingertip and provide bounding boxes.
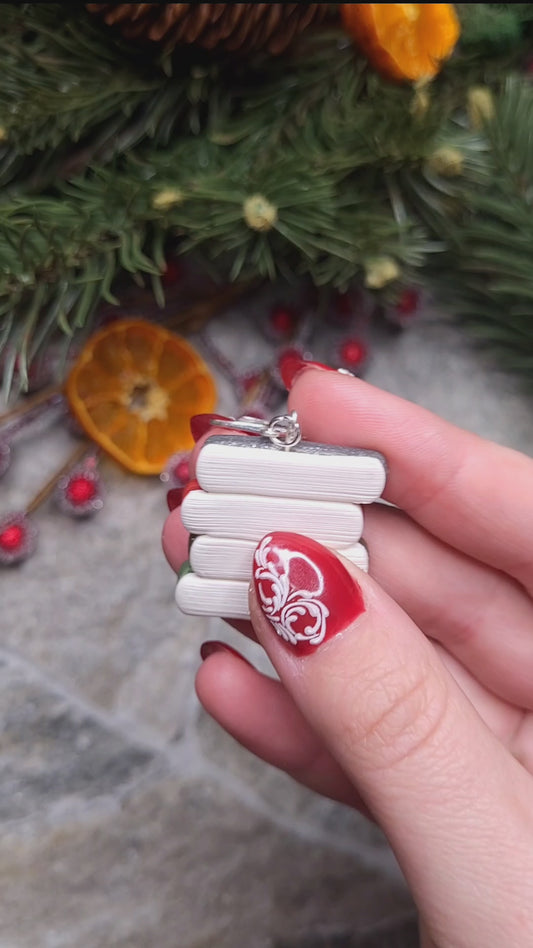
[188,436,208,476]
[287,364,366,414]
[161,507,190,572]
[195,644,255,718]
[200,639,253,665]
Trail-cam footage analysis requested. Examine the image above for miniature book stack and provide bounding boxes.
[176,432,387,619]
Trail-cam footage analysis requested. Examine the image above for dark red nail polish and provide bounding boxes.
[190,413,232,442]
[183,478,201,499]
[200,640,252,665]
[166,487,183,512]
[253,532,364,655]
[279,354,337,391]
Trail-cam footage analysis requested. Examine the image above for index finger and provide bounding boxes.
[289,369,533,592]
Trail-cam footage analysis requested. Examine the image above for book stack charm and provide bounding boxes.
[175,412,387,619]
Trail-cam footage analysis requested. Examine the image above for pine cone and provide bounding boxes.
[86,3,335,56]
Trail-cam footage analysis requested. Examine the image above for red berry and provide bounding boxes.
[340,338,367,367]
[335,292,353,317]
[241,372,262,394]
[56,466,102,517]
[160,451,191,488]
[66,476,96,506]
[0,524,24,552]
[395,288,419,316]
[161,259,183,287]
[270,306,297,336]
[174,459,190,484]
[0,513,37,565]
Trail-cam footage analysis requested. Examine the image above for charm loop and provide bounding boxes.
[265,411,301,448]
[210,410,302,450]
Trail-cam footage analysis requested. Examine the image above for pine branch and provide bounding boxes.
[0,134,434,382]
[403,77,533,382]
[0,17,449,385]
[0,4,209,190]
[2,3,533,394]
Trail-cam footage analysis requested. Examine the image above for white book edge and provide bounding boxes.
[181,491,363,545]
[197,440,386,504]
[176,573,250,620]
[190,535,369,580]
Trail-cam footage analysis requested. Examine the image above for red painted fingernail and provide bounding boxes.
[279,354,337,391]
[190,413,232,442]
[166,488,183,512]
[183,478,201,499]
[200,640,252,665]
[253,532,364,655]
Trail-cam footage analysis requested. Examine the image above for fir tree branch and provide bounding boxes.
[0,4,206,190]
[403,77,533,382]
[1,3,533,394]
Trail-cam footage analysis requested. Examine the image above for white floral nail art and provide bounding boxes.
[253,535,329,647]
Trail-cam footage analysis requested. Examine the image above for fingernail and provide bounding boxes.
[200,640,252,665]
[279,354,337,391]
[183,478,201,499]
[253,532,364,655]
[190,413,232,442]
[166,488,183,512]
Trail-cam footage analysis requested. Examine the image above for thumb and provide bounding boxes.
[250,532,533,946]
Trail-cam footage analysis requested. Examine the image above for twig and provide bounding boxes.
[0,384,63,426]
[26,441,91,515]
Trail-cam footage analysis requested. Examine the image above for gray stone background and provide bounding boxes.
[2,295,533,948]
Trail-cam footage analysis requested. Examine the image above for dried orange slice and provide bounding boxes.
[66,319,217,475]
[341,4,460,83]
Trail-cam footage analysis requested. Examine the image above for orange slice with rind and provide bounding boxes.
[341,3,460,83]
[66,318,217,475]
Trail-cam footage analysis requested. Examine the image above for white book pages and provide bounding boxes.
[176,573,250,619]
[197,436,387,504]
[181,490,364,545]
[190,535,369,580]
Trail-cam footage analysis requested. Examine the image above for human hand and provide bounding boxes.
[163,366,533,947]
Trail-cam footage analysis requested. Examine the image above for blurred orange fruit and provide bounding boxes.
[341,3,460,83]
[66,319,217,474]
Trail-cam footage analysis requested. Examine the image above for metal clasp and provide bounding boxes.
[210,410,302,450]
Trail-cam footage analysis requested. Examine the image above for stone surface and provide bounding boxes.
[0,654,154,823]
[113,627,208,742]
[197,704,389,858]
[0,774,411,948]
[275,916,419,947]
[2,300,533,946]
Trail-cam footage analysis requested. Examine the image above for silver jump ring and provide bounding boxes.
[264,411,301,449]
[210,411,301,450]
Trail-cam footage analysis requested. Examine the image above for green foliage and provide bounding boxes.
[404,77,533,383]
[1,3,533,394]
[0,3,205,190]
[457,3,523,50]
